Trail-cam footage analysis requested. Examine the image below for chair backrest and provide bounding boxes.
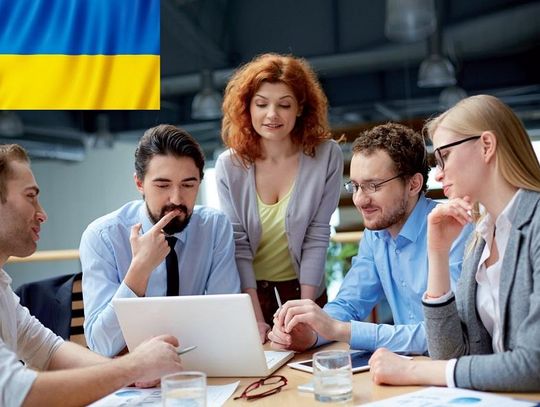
[16,272,78,339]
[70,273,87,347]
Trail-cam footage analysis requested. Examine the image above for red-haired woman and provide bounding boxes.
[215,53,343,342]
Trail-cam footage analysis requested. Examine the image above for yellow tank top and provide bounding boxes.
[253,187,297,282]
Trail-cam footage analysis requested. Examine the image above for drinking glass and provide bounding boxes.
[161,371,206,407]
[313,350,353,403]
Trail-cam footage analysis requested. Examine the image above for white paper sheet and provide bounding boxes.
[89,381,240,407]
[360,386,537,407]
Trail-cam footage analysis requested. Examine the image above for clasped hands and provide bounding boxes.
[268,299,349,352]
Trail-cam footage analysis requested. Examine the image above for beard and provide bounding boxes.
[147,203,192,235]
[363,197,408,231]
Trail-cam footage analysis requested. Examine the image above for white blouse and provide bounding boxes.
[475,189,521,353]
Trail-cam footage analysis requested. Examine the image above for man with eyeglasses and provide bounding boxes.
[269,123,472,354]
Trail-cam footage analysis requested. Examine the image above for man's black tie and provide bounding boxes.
[166,236,179,296]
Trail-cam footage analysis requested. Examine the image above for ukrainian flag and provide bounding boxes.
[0,0,160,109]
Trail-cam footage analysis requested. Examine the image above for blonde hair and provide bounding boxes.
[425,95,540,255]
[425,94,540,192]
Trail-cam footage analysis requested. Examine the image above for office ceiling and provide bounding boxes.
[1,0,539,161]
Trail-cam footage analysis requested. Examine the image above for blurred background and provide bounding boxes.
[3,0,540,290]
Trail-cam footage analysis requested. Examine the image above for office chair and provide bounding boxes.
[16,272,86,347]
[69,273,86,347]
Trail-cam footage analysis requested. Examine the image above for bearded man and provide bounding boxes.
[0,143,183,405]
[269,123,471,354]
[80,124,240,357]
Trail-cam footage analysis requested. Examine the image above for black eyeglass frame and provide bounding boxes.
[434,135,481,171]
[344,173,404,195]
[233,375,288,401]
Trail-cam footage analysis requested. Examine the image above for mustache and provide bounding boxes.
[161,204,188,215]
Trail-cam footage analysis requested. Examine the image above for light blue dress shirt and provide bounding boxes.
[80,200,240,356]
[321,195,472,354]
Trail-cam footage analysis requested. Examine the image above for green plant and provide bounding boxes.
[325,241,358,288]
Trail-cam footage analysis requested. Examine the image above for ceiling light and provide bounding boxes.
[191,70,222,120]
[91,114,114,148]
[385,0,437,42]
[0,111,23,137]
[417,54,457,88]
[439,86,467,109]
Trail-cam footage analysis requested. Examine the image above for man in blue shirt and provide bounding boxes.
[80,125,240,357]
[269,123,471,354]
[0,144,183,406]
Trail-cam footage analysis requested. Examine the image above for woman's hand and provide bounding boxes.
[369,348,415,385]
[428,197,473,253]
[369,348,447,386]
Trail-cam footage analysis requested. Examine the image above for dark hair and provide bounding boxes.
[0,144,30,203]
[222,53,331,165]
[352,123,429,192]
[135,124,205,180]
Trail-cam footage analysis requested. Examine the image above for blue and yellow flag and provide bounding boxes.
[0,0,160,109]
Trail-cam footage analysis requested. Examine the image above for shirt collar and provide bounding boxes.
[0,269,12,286]
[138,202,189,244]
[373,194,429,243]
[477,188,522,239]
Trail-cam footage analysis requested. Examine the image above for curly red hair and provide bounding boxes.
[221,53,331,165]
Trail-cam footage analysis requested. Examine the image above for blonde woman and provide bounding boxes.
[369,95,540,392]
[215,54,343,342]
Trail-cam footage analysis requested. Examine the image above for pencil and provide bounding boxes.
[274,286,282,309]
[176,345,197,355]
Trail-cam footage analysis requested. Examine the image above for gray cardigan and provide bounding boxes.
[215,140,343,292]
[423,189,540,391]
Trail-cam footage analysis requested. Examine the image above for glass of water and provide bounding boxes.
[161,371,206,407]
[313,350,353,403]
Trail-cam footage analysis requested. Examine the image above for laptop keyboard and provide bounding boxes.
[264,351,289,368]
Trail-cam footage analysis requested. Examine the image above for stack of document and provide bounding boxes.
[90,382,239,407]
[361,387,538,407]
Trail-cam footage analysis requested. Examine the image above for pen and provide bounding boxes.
[176,345,197,355]
[274,286,282,309]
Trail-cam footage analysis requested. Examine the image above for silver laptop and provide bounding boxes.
[113,294,294,377]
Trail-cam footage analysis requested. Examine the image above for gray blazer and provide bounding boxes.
[423,189,540,391]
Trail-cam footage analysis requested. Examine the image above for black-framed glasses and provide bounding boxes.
[234,375,287,401]
[344,173,403,195]
[434,135,481,171]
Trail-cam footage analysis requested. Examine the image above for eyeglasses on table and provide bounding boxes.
[233,375,288,401]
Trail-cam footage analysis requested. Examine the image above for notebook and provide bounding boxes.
[113,293,294,377]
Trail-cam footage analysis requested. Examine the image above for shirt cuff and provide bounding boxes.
[422,290,454,304]
[445,358,458,387]
[349,320,376,350]
[115,281,139,298]
[314,334,331,348]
